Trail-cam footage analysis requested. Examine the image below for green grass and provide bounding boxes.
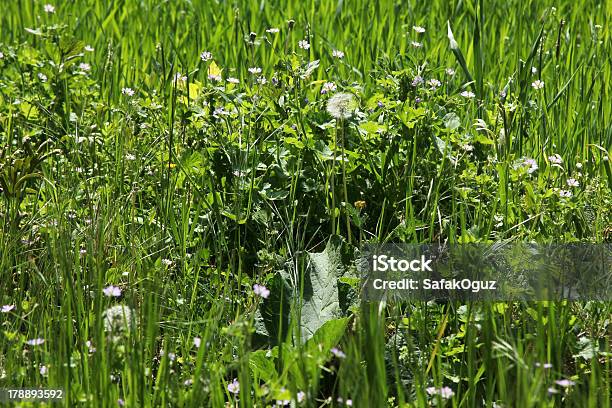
[0,0,611,407]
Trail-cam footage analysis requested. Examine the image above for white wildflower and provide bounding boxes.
[321,82,337,94]
[332,49,345,59]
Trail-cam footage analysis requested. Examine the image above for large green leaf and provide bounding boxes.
[299,236,350,342]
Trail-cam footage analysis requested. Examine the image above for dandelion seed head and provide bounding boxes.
[326,93,357,119]
[103,304,135,334]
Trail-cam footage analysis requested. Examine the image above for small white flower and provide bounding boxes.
[411,41,423,48]
[200,51,212,62]
[84,45,94,52]
[253,284,270,299]
[462,144,474,152]
[297,391,306,403]
[125,153,136,161]
[0,52,4,59]
[44,4,55,13]
[321,82,337,94]
[39,365,48,376]
[79,63,91,72]
[38,73,48,82]
[446,68,456,76]
[1,305,15,313]
[548,154,563,165]
[523,158,539,174]
[298,40,310,50]
[174,72,187,82]
[576,162,583,169]
[208,74,222,82]
[184,379,193,386]
[566,178,579,187]
[426,386,455,399]
[161,259,173,267]
[531,67,538,74]
[103,285,122,297]
[411,75,424,86]
[256,76,267,85]
[248,67,262,75]
[555,379,575,388]
[558,190,572,198]
[193,337,201,348]
[531,80,545,90]
[213,107,229,117]
[331,347,346,358]
[266,28,279,33]
[332,49,345,59]
[461,90,475,98]
[412,25,426,33]
[121,87,135,97]
[226,77,239,84]
[227,378,240,394]
[26,338,45,346]
[427,78,441,89]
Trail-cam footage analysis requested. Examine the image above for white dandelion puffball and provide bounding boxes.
[326,92,357,119]
[103,305,136,334]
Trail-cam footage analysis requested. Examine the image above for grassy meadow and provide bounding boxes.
[0,0,611,406]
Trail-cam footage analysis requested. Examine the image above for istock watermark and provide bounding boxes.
[359,243,612,301]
